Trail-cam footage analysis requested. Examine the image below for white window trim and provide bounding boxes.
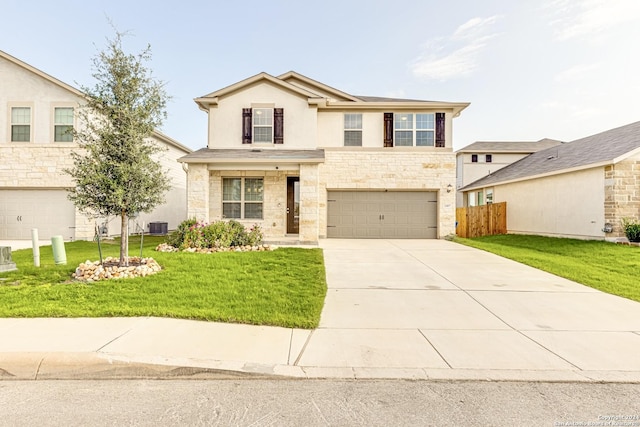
[343,113,362,146]
[52,104,75,143]
[222,177,264,220]
[252,107,273,144]
[8,102,33,143]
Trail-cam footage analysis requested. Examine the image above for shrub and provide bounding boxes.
[622,217,640,242]
[166,219,264,249]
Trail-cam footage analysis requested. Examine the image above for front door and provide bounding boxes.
[286,177,300,234]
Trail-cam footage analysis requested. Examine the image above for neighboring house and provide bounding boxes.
[455,138,563,207]
[460,121,640,241]
[179,72,469,242]
[0,50,192,241]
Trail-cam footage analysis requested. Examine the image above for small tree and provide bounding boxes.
[66,32,171,266]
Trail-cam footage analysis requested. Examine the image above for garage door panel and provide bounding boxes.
[0,190,76,240]
[327,191,438,239]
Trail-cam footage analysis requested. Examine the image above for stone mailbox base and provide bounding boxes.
[0,246,18,272]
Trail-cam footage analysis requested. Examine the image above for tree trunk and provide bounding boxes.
[120,211,128,266]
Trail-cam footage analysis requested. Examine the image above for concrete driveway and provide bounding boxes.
[299,239,640,380]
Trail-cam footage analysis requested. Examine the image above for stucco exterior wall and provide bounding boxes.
[604,153,640,238]
[494,167,605,239]
[318,149,456,238]
[207,82,318,149]
[317,111,454,149]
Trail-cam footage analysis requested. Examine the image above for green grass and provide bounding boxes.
[0,236,327,328]
[454,234,640,302]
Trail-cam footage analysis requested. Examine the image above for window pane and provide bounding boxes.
[344,130,362,146]
[11,125,30,142]
[54,107,74,125]
[395,130,413,146]
[416,113,434,130]
[55,125,73,142]
[244,203,263,219]
[253,108,272,126]
[11,107,30,124]
[344,113,362,130]
[394,113,413,130]
[223,202,241,218]
[253,127,272,143]
[416,130,434,146]
[244,178,263,201]
[223,178,241,201]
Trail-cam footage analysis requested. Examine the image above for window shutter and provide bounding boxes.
[383,112,393,147]
[274,108,284,144]
[242,108,252,144]
[435,112,445,147]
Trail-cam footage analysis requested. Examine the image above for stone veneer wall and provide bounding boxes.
[318,149,457,238]
[604,154,640,238]
[208,170,289,239]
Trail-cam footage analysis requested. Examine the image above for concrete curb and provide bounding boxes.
[3,352,640,383]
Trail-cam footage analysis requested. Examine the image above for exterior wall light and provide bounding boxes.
[446,184,453,193]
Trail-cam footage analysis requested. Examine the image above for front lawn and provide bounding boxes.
[0,236,327,328]
[454,234,640,302]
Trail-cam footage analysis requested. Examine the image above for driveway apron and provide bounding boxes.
[297,239,640,377]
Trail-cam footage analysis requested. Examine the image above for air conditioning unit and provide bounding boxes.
[149,221,168,235]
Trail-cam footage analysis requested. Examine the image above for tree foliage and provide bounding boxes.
[66,32,171,266]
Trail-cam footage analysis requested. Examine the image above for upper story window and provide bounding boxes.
[394,113,435,146]
[485,154,492,163]
[252,108,273,143]
[54,107,74,142]
[11,107,31,142]
[471,154,478,163]
[384,112,445,147]
[344,113,362,146]
[222,177,264,219]
[242,108,284,144]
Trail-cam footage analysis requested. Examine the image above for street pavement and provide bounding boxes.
[1,238,640,381]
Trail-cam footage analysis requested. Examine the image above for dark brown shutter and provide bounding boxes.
[242,108,252,144]
[435,112,445,147]
[383,112,393,147]
[274,108,284,144]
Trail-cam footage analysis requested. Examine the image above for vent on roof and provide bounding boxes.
[251,149,262,152]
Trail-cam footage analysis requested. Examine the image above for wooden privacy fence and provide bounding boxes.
[456,202,507,238]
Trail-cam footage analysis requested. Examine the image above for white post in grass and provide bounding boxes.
[31,228,40,267]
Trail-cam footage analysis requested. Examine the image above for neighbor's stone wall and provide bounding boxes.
[604,155,640,239]
[0,144,76,187]
[318,148,457,238]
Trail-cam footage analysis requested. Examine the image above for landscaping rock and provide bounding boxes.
[73,257,162,282]
[155,243,275,253]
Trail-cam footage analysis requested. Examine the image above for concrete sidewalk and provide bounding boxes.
[1,239,640,381]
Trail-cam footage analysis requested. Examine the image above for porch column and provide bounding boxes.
[299,163,320,243]
[186,163,210,223]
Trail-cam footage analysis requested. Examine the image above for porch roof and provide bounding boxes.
[178,148,325,164]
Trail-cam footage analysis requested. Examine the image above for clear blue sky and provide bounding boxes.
[3,0,639,150]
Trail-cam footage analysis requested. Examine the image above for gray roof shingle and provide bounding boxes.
[456,138,563,153]
[179,148,325,163]
[462,121,640,190]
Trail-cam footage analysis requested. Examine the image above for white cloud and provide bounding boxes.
[546,0,640,43]
[553,63,599,82]
[410,15,501,80]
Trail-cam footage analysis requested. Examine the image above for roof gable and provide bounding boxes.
[462,121,640,190]
[277,71,360,102]
[194,72,324,109]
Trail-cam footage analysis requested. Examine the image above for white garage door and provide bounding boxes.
[327,191,438,238]
[0,190,76,240]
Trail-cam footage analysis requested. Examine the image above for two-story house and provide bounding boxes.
[0,50,191,241]
[179,72,469,243]
[455,139,563,207]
